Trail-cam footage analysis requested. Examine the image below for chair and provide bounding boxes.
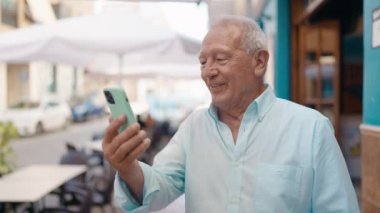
[57,160,116,213]
[65,140,103,168]
[62,143,103,182]
[42,185,93,213]
[0,203,4,212]
[90,161,117,213]
[47,150,90,209]
[65,142,78,152]
[54,147,117,212]
[60,150,89,184]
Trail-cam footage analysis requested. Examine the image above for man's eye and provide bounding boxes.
[217,58,227,63]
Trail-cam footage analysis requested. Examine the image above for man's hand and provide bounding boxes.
[102,115,151,202]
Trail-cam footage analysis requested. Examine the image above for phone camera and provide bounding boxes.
[103,90,115,104]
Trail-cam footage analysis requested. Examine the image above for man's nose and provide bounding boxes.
[202,63,218,78]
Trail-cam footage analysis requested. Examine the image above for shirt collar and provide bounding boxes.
[253,84,276,121]
[208,84,276,122]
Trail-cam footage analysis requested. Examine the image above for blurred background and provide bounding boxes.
[0,0,379,212]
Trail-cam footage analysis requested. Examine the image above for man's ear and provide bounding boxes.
[252,50,269,77]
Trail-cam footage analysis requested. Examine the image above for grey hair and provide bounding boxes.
[214,16,268,55]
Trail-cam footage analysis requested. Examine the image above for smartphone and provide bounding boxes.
[103,87,137,132]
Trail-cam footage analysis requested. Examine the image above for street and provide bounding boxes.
[10,118,108,168]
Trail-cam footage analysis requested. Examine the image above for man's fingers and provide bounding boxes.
[103,115,127,144]
[124,138,151,163]
[109,123,140,153]
[112,130,147,163]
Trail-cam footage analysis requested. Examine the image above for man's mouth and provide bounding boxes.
[208,82,226,94]
[209,83,224,89]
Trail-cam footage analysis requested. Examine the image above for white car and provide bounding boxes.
[0,98,72,136]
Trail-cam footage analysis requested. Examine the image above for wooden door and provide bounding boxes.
[299,21,340,138]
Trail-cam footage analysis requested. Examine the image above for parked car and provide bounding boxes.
[0,98,72,136]
[70,92,106,122]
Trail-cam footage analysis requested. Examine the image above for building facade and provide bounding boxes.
[0,0,85,110]
[252,0,379,211]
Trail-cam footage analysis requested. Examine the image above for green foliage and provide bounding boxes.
[0,121,18,176]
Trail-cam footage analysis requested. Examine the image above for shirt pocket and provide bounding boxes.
[254,163,303,213]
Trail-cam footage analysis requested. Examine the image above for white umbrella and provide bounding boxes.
[0,11,201,77]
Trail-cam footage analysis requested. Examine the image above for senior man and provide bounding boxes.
[103,16,359,213]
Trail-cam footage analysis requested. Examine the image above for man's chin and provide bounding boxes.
[211,98,226,108]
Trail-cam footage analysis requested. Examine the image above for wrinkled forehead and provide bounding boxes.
[200,24,243,54]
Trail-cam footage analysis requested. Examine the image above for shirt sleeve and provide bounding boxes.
[113,121,188,212]
[311,117,360,213]
[113,162,160,213]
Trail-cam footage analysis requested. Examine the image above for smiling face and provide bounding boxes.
[199,23,266,112]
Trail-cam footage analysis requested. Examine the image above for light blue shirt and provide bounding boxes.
[114,86,360,213]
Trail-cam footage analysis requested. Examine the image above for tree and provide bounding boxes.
[0,121,18,176]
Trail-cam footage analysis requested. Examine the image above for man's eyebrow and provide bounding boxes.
[212,47,229,53]
[198,50,208,58]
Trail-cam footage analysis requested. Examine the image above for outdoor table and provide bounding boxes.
[0,164,86,212]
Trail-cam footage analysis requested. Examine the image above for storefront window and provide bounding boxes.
[1,0,17,27]
[320,54,335,99]
[48,65,57,93]
[303,28,318,103]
